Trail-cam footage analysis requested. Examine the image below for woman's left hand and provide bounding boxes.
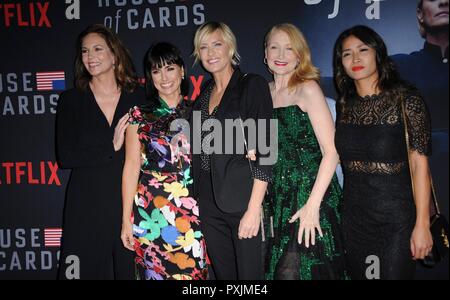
[410,224,433,260]
[290,202,323,248]
[238,206,261,240]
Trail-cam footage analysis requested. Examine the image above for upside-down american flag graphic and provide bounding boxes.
[44,228,63,248]
[36,71,66,91]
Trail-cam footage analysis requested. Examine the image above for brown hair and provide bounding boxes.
[333,25,415,106]
[74,24,137,92]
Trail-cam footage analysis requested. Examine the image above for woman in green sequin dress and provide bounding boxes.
[263,24,347,280]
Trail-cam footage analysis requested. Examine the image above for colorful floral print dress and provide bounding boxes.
[128,99,208,280]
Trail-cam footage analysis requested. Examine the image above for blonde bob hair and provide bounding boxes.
[193,21,241,66]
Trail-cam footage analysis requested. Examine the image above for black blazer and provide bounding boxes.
[191,68,273,213]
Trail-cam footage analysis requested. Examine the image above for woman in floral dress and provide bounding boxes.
[121,42,208,280]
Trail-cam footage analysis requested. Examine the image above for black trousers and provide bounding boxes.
[57,165,134,280]
[199,170,263,280]
[57,234,134,280]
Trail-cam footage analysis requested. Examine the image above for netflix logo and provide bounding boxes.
[188,75,204,101]
[0,162,61,186]
[0,2,51,28]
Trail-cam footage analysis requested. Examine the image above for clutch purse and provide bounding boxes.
[422,208,449,267]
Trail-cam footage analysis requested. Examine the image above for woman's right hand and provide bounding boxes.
[121,220,135,251]
[113,114,130,151]
[289,201,323,248]
[246,149,257,161]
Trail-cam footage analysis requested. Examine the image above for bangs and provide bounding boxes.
[144,42,189,99]
[150,54,179,70]
[147,43,183,70]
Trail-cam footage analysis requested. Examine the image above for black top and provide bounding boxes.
[56,87,146,169]
[198,83,219,172]
[392,42,449,129]
[191,68,273,213]
[336,92,432,171]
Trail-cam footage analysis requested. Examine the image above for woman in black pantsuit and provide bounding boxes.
[191,22,273,280]
[56,24,145,280]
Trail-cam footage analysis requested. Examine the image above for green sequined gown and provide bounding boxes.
[264,105,347,280]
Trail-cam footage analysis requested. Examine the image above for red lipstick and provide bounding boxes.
[352,66,365,72]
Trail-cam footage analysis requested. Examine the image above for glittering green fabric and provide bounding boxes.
[264,105,347,280]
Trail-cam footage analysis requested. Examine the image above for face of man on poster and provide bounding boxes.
[417,0,449,36]
[416,0,449,57]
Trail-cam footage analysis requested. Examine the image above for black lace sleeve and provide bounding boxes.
[404,94,432,156]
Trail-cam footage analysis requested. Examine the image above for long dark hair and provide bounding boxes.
[74,24,137,92]
[333,25,415,106]
[144,42,189,107]
[418,0,423,9]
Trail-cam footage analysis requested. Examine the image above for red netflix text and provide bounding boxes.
[0,161,61,186]
[0,2,51,28]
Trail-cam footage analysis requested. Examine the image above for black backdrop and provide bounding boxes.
[0,0,448,280]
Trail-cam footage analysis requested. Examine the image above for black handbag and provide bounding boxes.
[423,213,449,267]
[402,101,449,267]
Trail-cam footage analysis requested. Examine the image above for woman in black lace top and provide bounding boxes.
[333,26,434,280]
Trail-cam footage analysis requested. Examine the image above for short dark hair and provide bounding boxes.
[333,25,415,105]
[74,24,137,93]
[418,0,423,9]
[144,42,189,104]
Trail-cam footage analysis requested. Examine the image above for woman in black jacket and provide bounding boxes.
[191,22,274,280]
[56,24,144,280]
